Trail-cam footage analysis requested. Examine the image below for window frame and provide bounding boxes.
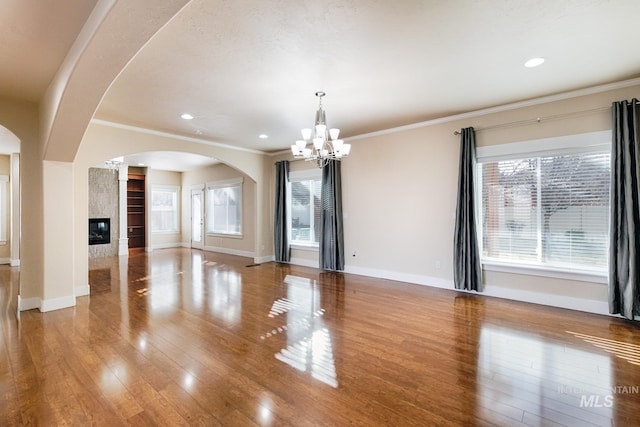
[150,184,180,234]
[288,168,322,250]
[475,130,610,283]
[206,177,243,237]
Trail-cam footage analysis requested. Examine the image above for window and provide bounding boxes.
[150,185,179,233]
[476,131,610,274]
[207,178,243,236]
[288,169,321,246]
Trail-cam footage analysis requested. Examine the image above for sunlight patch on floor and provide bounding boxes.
[566,331,640,366]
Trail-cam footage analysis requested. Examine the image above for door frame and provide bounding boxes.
[190,184,205,250]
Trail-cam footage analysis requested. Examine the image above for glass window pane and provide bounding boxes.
[539,153,610,269]
[207,184,242,235]
[290,178,321,244]
[291,180,312,243]
[151,188,178,232]
[482,159,538,262]
[480,151,609,271]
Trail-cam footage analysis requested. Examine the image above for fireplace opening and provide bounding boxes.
[89,218,111,245]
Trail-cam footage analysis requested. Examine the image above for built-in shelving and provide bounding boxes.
[127,173,146,248]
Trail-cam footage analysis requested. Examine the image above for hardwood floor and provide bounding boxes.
[2,248,640,426]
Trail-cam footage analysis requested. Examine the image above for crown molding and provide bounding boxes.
[90,118,266,155]
[346,77,640,142]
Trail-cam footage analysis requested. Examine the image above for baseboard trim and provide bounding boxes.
[344,265,610,317]
[19,292,86,313]
[152,242,183,250]
[254,255,275,264]
[18,295,41,312]
[40,295,76,312]
[345,265,452,289]
[204,245,255,259]
[289,257,318,269]
[118,238,129,256]
[75,285,90,297]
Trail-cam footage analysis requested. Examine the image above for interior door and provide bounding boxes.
[191,187,204,250]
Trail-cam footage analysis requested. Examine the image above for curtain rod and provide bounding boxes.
[452,105,610,135]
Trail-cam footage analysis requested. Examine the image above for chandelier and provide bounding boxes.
[290,91,351,168]
[104,156,124,172]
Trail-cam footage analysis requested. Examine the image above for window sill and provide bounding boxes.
[482,260,607,284]
[290,243,319,252]
[207,233,243,239]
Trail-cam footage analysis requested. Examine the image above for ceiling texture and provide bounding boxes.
[2,0,640,169]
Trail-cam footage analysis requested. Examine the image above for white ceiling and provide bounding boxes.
[2,0,640,169]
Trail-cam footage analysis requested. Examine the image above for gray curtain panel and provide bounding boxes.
[320,160,345,271]
[609,99,640,320]
[274,160,290,263]
[453,127,482,291]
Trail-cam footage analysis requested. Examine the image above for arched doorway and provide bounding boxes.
[0,125,21,267]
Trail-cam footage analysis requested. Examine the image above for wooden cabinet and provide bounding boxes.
[127,173,146,248]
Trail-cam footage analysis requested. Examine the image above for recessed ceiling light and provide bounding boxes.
[138,163,145,166]
[524,57,545,68]
[259,134,269,139]
[181,113,194,120]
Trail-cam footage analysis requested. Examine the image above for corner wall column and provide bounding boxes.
[118,164,129,256]
[42,160,76,311]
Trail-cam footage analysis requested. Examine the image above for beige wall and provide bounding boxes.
[271,82,640,314]
[182,163,256,256]
[5,79,640,315]
[0,97,42,303]
[147,168,182,249]
[75,121,270,294]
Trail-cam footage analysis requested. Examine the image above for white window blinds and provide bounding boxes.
[206,178,243,236]
[477,134,610,273]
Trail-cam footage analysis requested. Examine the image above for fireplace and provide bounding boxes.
[89,218,111,245]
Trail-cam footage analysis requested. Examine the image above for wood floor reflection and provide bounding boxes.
[2,248,640,426]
